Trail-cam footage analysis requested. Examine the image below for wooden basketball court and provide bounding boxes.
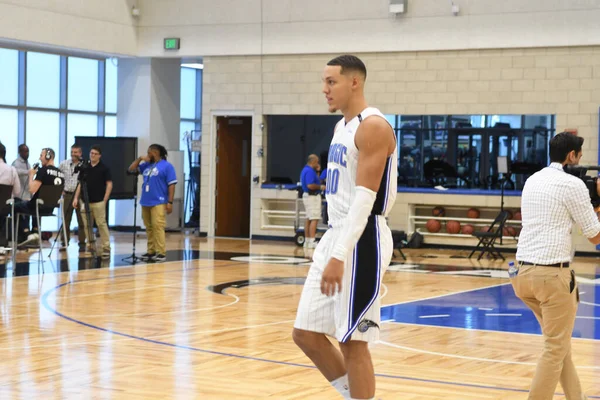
[0,233,598,399]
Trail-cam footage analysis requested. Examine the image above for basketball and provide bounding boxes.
[481,226,492,232]
[432,206,445,217]
[446,220,461,234]
[461,224,474,234]
[503,226,517,237]
[513,210,522,220]
[426,219,442,233]
[506,210,514,220]
[467,208,480,218]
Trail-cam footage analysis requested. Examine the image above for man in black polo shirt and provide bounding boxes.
[13,148,65,244]
[73,145,113,258]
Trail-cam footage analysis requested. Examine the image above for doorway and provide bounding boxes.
[215,116,252,238]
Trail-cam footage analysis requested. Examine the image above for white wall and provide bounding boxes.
[136,0,600,57]
[0,0,137,56]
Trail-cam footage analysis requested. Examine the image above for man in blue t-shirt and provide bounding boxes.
[129,144,177,262]
[300,154,322,248]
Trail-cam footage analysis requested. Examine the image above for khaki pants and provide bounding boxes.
[142,204,166,255]
[62,192,86,245]
[510,265,585,400]
[81,201,111,253]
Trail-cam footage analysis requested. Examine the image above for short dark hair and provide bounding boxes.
[91,145,102,155]
[149,144,168,160]
[549,132,584,163]
[327,55,367,80]
[18,144,28,152]
[71,144,82,150]
[0,142,6,161]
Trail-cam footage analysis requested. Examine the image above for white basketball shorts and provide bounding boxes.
[294,215,393,343]
[302,193,322,221]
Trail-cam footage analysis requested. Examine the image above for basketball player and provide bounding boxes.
[292,55,397,400]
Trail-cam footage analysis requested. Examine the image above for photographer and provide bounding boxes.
[13,148,64,244]
[128,144,177,262]
[58,144,86,251]
[73,145,112,258]
[513,132,600,399]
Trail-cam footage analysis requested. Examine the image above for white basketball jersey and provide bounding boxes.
[325,107,397,227]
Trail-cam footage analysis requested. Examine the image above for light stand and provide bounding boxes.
[122,171,141,264]
[497,156,508,245]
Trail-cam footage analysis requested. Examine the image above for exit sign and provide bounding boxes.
[164,38,180,50]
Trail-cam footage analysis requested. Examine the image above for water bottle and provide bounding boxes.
[507,261,518,278]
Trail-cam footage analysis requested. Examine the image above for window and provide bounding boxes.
[394,114,554,191]
[26,52,60,109]
[180,68,196,119]
[67,114,98,148]
[180,66,202,225]
[105,59,118,114]
[0,48,19,106]
[1,46,118,231]
[68,57,99,112]
[25,111,60,231]
[105,116,117,137]
[0,108,19,163]
[26,111,60,165]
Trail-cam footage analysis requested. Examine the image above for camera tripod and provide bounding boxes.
[122,171,141,264]
[50,176,98,263]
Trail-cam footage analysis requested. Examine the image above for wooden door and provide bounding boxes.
[215,116,252,237]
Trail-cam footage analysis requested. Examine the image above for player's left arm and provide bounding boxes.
[321,117,394,296]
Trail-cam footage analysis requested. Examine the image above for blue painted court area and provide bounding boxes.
[382,283,600,340]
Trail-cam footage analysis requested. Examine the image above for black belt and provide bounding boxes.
[519,261,570,268]
[64,191,74,194]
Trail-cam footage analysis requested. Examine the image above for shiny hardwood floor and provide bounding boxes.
[0,232,598,399]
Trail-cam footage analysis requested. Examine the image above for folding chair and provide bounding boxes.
[468,210,509,261]
[14,184,67,266]
[0,184,13,248]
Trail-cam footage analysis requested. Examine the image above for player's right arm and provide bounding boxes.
[321,117,394,296]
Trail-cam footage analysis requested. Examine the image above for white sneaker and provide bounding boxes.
[308,241,318,249]
[19,233,40,247]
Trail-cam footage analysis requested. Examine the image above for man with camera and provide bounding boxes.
[58,144,86,252]
[13,148,65,244]
[513,132,600,400]
[73,145,112,258]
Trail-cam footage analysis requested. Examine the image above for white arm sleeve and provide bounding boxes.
[330,186,377,262]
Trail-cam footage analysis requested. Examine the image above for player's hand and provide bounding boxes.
[72,198,78,209]
[166,203,173,214]
[321,258,344,296]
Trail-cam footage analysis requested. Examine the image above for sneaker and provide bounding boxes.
[153,254,166,262]
[19,233,40,247]
[140,253,156,261]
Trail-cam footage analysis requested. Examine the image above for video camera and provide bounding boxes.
[563,165,600,207]
[74,159,91,178]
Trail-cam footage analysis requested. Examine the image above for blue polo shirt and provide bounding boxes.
[139,160,178,207]
[320,169,327,181]
[300,165,320,194]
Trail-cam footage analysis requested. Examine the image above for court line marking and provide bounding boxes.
[418,314,449,319]
[485,313,522,317]
[40,282,600,398]
[78,292,241,318]
[0,319,295,351]
[383,320,600,342]
[378,340,600,370]
[581,301,600,307]
[382,282,510,308]
[39,273,600,398]
[380,284,388,300]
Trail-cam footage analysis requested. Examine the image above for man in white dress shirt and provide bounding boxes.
[514,131,600,400]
